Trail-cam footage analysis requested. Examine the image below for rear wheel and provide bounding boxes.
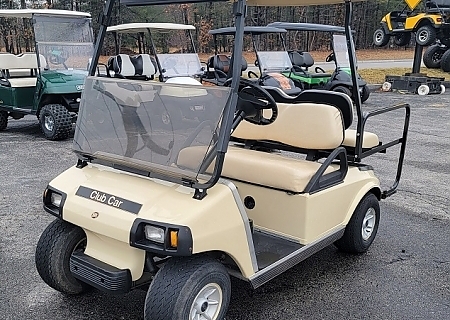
[335,193,380,254]
[39,104,72,140]
[0,111,7,131]
[144,255,231,320]
[361,85,370,103]
[394,33,411,47]
[333,85,352,97]
[373,28,390,47]
[415,25,437,46]
[35,219,90,294]
[423,44,445,69]
[440,49,450,72]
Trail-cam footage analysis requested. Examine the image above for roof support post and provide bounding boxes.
[89,0,115,76]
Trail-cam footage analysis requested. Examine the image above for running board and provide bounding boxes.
[248,227,345,289]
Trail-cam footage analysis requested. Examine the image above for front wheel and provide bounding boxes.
[35,219,90,294]
[0,111,8,131]
[39,104,72,140]
[394,33,411,47]
[415,25,437,46]
[144,256,231,320]
[334,193,380,254]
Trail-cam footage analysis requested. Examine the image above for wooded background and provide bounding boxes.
[0,0,413,55]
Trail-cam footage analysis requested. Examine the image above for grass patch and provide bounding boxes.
[358,68,450,84]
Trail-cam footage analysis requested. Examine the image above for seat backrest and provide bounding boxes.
[113,54,135,77]
[299,52,314,68]
[0,53,39,70]
[293,90,353,129]
[132,54,156,78]
[232,102,345,150]
[213,54,231,73]
[288,51,304,67]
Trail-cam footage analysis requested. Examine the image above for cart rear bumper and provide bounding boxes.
[70,251,132,294]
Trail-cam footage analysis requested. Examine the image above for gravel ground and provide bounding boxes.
[0,90,448,319]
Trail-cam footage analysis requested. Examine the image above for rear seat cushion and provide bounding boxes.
[177,145,337,193]
[132,54,156,78]
[343,129,379,148]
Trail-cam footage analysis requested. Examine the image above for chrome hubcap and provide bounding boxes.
[44,115,55,132]
[162,112,170,125]
[362,207,376,241]
[190,283,222,320]
[419,31,428,42]
[375,32,383,43]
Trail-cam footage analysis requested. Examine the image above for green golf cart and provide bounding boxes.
[268,22,370,102]
[0,9,94,140]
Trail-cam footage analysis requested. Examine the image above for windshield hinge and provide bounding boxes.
[193,188,207,200]
[76,159,88,168]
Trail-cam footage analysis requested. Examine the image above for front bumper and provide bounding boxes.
[70,250,132,294]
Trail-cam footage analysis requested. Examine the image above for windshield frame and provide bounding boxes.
[32,13,94,71]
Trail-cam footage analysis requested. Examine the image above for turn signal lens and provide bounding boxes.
[170,231,178,248]
[144,225,165,243]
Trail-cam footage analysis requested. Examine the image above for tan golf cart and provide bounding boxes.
[35,0,410,319]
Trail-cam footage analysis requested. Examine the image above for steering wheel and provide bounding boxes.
[225,78,277,126]
[247,70,259,78]
[315,66,327,73]
[325,52,335,62]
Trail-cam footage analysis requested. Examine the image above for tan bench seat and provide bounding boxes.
[177,145,337,193]
[7,77,37,88]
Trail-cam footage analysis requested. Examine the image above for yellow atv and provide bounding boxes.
[374,0,450,47]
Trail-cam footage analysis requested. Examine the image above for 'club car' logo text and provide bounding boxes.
[75,186,142,214]
[90,190,123,208]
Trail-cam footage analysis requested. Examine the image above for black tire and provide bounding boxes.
[415,25,437,46]
[333,85,352,97]
[361,85,370,103]
[440,49,450,72]
[39,104,72,140]
[373,28,390,47]
[144,255,231,320]
[35,219,90,294]
[334,193,380,254]
[423,44,446,68]
[394,33,411,47]
[0,111,7,131]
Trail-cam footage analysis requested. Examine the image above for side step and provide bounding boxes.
[249,227,345,289]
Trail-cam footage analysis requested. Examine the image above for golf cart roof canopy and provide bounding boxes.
[107,22,195,33]
[120,0,362,6]
[0,9,91,18]
[209,26,287,36]
[268,22,346,33]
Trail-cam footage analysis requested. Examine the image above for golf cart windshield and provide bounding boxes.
[257,51,293,72]
[332,34,350,68]
[74,77,230,182]
[159,53,203,77]
[34,14,94,71]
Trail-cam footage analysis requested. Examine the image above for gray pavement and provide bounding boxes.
[0,91,449,319]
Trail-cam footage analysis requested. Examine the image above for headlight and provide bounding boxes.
[144,225,165,243]
[50,192,62,207]
[43,186,66,218]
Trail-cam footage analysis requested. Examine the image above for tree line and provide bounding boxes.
[0,0,412,55]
